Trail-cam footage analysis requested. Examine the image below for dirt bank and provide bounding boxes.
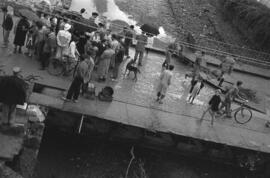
[115,0,269,61]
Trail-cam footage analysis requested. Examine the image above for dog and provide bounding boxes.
[124,59,141,81]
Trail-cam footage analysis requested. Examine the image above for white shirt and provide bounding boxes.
[69,41,78,60]
[57,30,71,47]
[110,39,120,52]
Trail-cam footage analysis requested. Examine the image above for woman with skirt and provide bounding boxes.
[13,15,30,53]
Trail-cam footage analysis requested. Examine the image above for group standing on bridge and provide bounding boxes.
[0,6,249,126]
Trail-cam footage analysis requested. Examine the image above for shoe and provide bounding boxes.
[61,97,71,102]
[1,44,7,48]
[73,100,78,103]
[158,100,163,104]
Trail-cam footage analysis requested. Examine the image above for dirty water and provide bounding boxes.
[70,0,175,43]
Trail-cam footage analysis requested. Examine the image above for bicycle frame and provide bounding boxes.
[218,100,249,118]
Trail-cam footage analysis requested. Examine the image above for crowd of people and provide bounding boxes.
[1,7,152,102]
[1,6,247,125]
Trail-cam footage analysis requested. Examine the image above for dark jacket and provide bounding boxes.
[2,14,13,31]
[209,94,221,112]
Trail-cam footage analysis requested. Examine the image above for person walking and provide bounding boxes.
[162,44,174,70]
[112,40,125,81]
[134,31,148,66]
[110,34,120,69]
[156,65,174,104]
[40,27,57,70]
[1,6,8,43]
[25,23,37,57]
[124,25,134,58]
[97,44,115,81]
[95,39,107,64]
[220,81,244,118]
[218,56,235,87]
[2,13,13,48]
[35,21,46,66]
[62,57,90,103]
[187,77,204,104]
[13,15,30,53]
[81,52,95,95]
[200,89,222,125]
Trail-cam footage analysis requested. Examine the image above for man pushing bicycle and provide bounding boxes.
[219,81,246,118]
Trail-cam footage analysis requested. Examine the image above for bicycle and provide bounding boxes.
[47,56,79,76]
[218,100,253,124]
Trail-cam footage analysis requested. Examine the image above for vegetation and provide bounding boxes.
[220,0,270,51]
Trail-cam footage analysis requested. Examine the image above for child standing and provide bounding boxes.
[187,77,204,104]
[200,89,222,125]
[156,65,174,104]
[26,26,35,57]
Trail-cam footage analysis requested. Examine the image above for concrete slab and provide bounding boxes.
[0,133,23,161]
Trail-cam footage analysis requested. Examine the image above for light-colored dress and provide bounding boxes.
[98,48,115,77]
[157,70,173,95]
[190,81,201,98]
[55,30,71,59]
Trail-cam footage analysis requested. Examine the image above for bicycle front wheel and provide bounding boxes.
[47,59,63,76]
[234,108,252,124]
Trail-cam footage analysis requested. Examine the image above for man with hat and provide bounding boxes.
[62,54,92,103]
[89,12,99,24]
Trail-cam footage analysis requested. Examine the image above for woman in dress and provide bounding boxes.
[97,43,115,81]
[55,23,72,60]
[13,15,30,53]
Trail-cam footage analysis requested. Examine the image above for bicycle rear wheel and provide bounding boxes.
[234,108,252,124]
[47,59,63,76]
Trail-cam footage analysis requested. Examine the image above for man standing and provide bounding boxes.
[1,6,7,39]
[82,53,95,95]
[2,7,13,48]
[124,25,134,58]
[110,34,120,69]
[218,56,235,87]
[156,65,174,104]
[62,57,90,103]
[112,41,125,81]
[89,12,99,24]
[134,31,148,66]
